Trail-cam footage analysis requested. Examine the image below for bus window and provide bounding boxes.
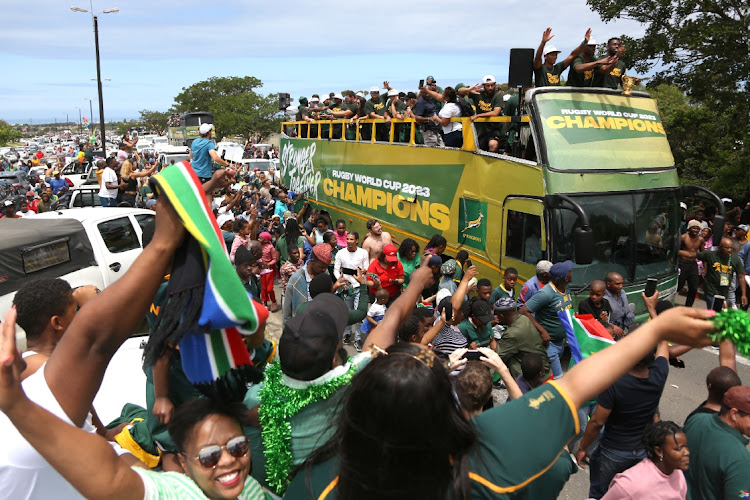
[505,210,543,264]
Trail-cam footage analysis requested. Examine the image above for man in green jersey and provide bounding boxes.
[459,75,504,152]
[593,37,628,89]
[328,91,358,140]
[567,38,612,87]
[697,237,748,309]
[534,27,591,87]
[363,85,391,142]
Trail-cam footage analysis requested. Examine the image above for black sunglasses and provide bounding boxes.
[185,436,249,468]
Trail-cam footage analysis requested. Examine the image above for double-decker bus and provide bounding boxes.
[167,111,214,148]
[280,87,725,319]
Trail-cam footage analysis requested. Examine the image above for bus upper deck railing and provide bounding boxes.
[280,116,531,152]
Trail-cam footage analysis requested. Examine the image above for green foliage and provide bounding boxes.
[588,0,749,200]
[651,84,749,200]
[172,76,282,139]
[0,120,22,146]
[138,110,169,136]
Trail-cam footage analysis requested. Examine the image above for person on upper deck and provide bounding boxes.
[459,76,504,153]
[533,27,591,87]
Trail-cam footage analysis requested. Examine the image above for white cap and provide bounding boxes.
[310,96,320,102]
[722,197,733,203]
[3,200,14,207]
[543,45,561,56]
[216,212,235,228]
[370,86,381,93]
[503,94,511,102]
[587,38,598,45]
[482,75,495,84]
[679,202,688,210]
[199,123,214,135]
[356,92,364,98]
[387,89,399,97]
[332,93,343,100]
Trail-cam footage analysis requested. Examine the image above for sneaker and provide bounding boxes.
[353,340,362,352]
[343,333,351,345]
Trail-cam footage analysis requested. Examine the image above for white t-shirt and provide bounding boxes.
[98,167,118,199]
[0,367,85,500]
[18,210,35,217]
[367,302,387,318]
[438,103,462,134]
[333,247,370,287]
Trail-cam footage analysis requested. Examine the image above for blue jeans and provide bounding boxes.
[343,289,362,342]
[571,403,597,452]
[99,196,116,207]
[589,444,646,499]
[547,339,565,379]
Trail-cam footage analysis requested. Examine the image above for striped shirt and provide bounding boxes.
[134,467,273,499]
[431,324,468,356]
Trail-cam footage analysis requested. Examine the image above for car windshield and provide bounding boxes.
[550,189,680,288]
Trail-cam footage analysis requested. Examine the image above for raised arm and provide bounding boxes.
[452,265,478,313]
[363,263,434,351]
[534,27,554,69]
[561,28,591,68]
[44,199,185,426]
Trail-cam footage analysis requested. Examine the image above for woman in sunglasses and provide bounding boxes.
[0,308,272,499]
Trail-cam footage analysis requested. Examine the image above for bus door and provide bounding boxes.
[502,197,546,279]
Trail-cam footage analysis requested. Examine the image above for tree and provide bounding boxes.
[138,110,169,136]
[588,0,749,200]
[0,120,22,147]
[172,76,282,139]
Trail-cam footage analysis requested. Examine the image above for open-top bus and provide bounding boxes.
[280,87,724,318]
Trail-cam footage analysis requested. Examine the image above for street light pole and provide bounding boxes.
[93,14,106,149]
[75,107,83,135]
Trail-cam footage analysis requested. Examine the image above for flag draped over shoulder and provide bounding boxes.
[558,310,616,363]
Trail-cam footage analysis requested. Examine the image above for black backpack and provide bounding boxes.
[457,98,475,117]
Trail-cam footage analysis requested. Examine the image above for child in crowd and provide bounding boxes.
[258,231,279,312]
[360,288,390,347]
[279,247,303,294]
[514,352,545,397]
[578,280,622,338]
[229,218,251,263]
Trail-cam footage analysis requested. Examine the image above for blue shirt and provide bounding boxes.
[189,138,215,178]
[274,199,288,218]
[49,177,68,195]
[738,243,750,274]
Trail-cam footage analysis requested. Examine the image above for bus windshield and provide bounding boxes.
[551,189,681,287]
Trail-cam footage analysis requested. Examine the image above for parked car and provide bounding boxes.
[0,207,154,421]
[0,170,31,191]
[61,160,94,189]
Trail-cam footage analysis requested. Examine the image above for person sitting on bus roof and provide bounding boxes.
[534,27,592,87]
[460,76,504,153]
[188,123,229,183]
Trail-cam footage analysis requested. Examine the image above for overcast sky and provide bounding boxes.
[1,0,644,124]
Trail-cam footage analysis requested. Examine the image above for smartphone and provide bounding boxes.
[341,267,357,275]
[466,259,473,268]
[462,350,482,360]
[644,278,658,297]
[712,295,725,312]
[418,79,424,89]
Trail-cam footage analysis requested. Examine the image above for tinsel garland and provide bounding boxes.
[258,361,358,493]
[709,308,750,356]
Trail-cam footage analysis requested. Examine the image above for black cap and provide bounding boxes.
[471,300,495,324]
[278,294,348,381]
[235,245,254,265]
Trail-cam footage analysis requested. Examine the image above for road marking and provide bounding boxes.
[701,347,750,367]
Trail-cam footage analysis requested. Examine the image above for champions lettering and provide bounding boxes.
[546,115,665,135]
[322,178,450,231]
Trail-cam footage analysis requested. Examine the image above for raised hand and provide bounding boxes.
[0,308,26,414]
[542,27,554,44]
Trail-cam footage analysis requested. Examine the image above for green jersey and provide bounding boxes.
[470,91,504,135]
[696,251,744,298]
[594,59,627,89]
[458,317,493,348]
[567,55,595,87]
[364,95,388,117]
[534,62,566,87]
[523,282,572,341]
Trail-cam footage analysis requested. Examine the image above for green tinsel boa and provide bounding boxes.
[710,308,750,356]
[258,361,357,494]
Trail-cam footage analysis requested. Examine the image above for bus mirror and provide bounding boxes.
[712,215,725,247]
[574,227,594,265]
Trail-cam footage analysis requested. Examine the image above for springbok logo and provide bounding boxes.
[462,212,484,234]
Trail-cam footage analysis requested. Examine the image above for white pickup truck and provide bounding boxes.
[0,207,152,422]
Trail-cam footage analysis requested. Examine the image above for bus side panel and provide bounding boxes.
[279,138,544,283]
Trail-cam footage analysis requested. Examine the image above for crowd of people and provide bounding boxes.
[0,151,748,499]
[289,28,630,156]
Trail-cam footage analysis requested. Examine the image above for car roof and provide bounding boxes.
[35,207,153,221]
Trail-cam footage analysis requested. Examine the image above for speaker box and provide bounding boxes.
[278,93,291,110]
[508,49,534,88]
